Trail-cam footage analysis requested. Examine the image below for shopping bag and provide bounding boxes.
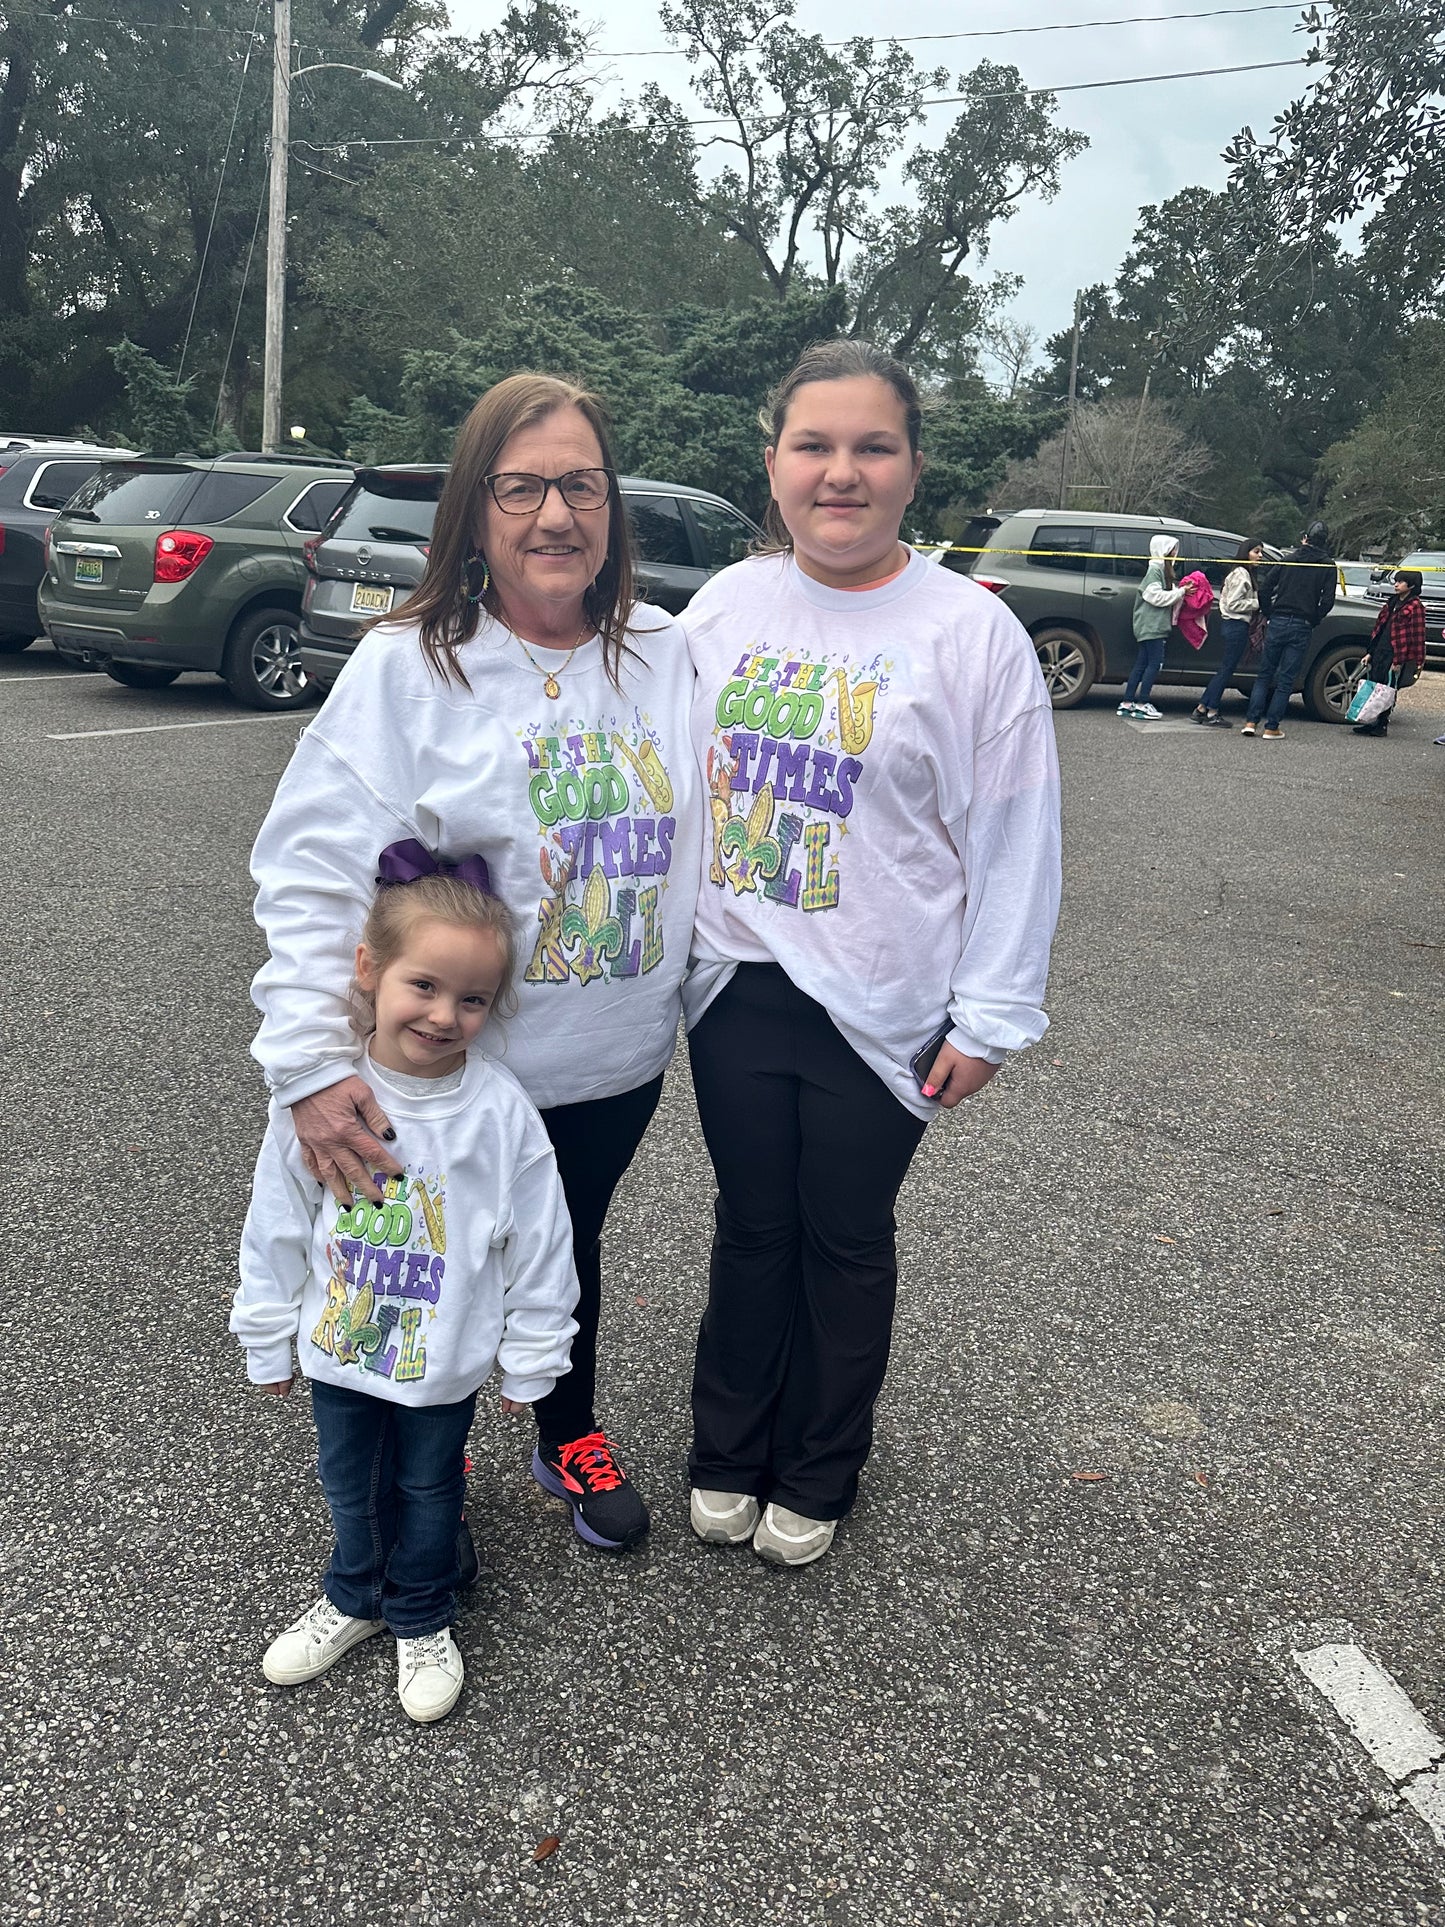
[1347,677,1397,724]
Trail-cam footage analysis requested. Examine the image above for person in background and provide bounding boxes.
[1241,519,1335,739]
[1354,568,1427,737]
[1120,535,1184,720]
[1194,539,1263,727]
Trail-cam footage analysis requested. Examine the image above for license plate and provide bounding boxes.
[74,557,105,585]
[350,583,394,615]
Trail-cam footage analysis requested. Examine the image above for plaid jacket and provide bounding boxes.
[1371,594,1427,673]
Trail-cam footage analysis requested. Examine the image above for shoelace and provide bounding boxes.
[402,1631,452,1671]
[558,1431,624,1493]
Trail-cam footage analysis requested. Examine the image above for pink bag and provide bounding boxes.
[1175,572,1215,651]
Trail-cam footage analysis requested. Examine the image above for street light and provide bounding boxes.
[262,0,406,453]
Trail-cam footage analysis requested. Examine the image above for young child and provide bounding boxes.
[231,840,579,1723]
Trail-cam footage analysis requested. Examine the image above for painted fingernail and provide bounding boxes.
[382,1129,397,1142]
[922,1084,936,1098]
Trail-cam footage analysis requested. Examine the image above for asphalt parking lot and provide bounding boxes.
[3,647,1443,1926]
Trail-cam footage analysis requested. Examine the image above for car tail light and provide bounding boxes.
[154,529,214,582]
[974,574,1009,595]
[0,525,6,556]
[302,537,320,574]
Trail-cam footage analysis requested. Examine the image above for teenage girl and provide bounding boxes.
[1121,535,1185,719]
[682,340,1062,1566]
[231,847,579,1723]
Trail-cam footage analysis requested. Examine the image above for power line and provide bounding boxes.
[293,54,1310,154]
[178,0,265,385]
[602,1,1323,58]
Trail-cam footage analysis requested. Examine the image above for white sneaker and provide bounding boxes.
[1136,702,1164,720]
[262,1596,384,1686]
[396,1627,465,1723]
[752,1503,836,1567]
[1116,701,1137,717]
[690,1488,761,1545]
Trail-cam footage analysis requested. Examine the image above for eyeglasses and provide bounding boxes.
[484,468,614,515]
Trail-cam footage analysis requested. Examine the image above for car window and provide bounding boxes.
[686,498,753,571]
[1098,529,1157,582]
[182,471,281,523]
[65,465,193,525]
[26,459,100,511]
[1027,524,1093,572]
[1178,532,1241,588]
[329,486,437,545]
[626,494,694,568]
[286,479,351,532]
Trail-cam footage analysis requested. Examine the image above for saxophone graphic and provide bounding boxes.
[833,667,878,755]
[610,732,674,813]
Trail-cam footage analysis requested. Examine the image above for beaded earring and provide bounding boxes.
[464,548,490,605]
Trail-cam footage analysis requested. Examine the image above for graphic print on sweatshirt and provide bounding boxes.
[705,647,889,911]
[519,708,679,985]
[310,1170,450,1385]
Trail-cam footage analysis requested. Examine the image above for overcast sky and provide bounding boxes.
[449,0,1314,354]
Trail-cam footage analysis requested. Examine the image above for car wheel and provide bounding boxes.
[104,663,182,689]
[0,632,37,654]
[1032,627,1096,708]
[222,605,317,711]
[1304,643,1370,723]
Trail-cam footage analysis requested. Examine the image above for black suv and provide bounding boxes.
[0,438,135,650]
[298,466,759,687]
[943,509,1379,720]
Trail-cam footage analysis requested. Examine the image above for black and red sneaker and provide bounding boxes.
[532,1431,650,1550]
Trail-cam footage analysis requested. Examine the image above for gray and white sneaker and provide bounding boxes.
[690,1488,761,1545]
[396,1627,465,1723]
[1135,702,1164,720]
[752,1503,836,1567]
[1116,701,1138,717]
[262,1596,384,1686]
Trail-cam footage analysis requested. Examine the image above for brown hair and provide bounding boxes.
[756,339,924,554]
[350,873,517,1040]
[380,372,637,689]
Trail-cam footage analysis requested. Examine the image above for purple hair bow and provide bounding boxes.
[376,837,494,899]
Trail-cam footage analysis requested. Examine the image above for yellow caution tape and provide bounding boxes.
[915,543,1443,572]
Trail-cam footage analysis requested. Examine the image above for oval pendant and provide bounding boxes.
[544,675,561,700]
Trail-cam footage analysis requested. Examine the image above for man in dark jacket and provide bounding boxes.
[1241,520,1337,738]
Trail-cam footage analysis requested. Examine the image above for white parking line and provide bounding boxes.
[1294,1641,1445,1846]
[48,715,302,741]
[0,672,91,685]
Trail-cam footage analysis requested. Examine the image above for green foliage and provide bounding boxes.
[108,339,212,456]
[1321,322,1445,551]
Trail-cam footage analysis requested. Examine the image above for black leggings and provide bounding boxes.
[687,965,927,1520]
[532,1072,664,1446]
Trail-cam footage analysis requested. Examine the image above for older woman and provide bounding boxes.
[248,373,701,1551]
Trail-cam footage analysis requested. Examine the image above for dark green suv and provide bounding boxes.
[39,454,353,708]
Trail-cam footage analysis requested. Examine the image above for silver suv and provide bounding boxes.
[943,509,1379,720]
[299,465,760,687]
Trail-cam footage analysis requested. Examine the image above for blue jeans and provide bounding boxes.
[1245,614,1310,727]
[1201,617,1251,712]
[311,1378,476,1636]
[1124,636,1167,702]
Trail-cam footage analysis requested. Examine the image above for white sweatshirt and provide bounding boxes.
[249,611,701,1112]
[1219,567,1259,620]
[683,550,1062,1120]
[232,1051,579,1406]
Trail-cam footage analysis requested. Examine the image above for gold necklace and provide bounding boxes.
[510,624,590,700]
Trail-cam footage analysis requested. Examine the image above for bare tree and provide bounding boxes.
[978,315,1038,399]
[992,394,1212,516]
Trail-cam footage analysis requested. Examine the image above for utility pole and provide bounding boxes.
[262,0,291,455]
[1058,288,1082,510]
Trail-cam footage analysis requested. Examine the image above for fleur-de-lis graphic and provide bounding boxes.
[561,864,624,984]
[720,783,783,894]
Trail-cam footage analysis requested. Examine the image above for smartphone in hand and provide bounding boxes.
[909,1022,952,1093]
